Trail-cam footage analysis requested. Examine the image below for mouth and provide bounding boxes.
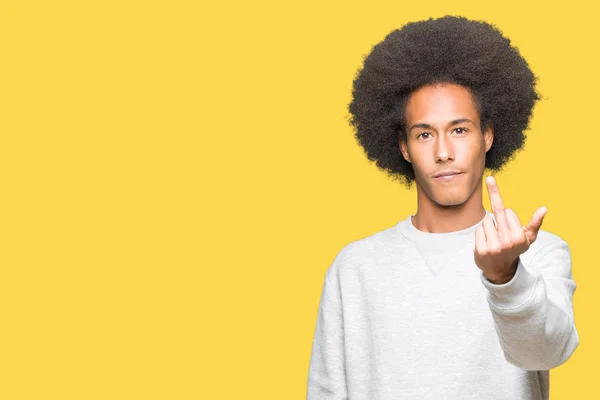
[434,172,463,181]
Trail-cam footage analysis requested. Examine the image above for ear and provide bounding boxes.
[483,125,494,153]
[399,138,411,163]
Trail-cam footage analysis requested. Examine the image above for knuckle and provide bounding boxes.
[488,246,501,255]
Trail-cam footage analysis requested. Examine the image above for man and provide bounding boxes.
[307,15,579,400]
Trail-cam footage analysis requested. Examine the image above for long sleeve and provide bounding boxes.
[307,270,348,399]
[480,237,579,371]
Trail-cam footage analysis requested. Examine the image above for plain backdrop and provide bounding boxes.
[1,0,597,398]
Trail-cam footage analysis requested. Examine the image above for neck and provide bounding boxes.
[412,178,486,233]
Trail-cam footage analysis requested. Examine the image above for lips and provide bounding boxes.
[434,171,462,178]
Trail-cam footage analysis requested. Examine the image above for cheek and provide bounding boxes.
[409,153,429,175]
[462,139,486,162]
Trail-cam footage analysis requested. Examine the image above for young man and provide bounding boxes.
[307,16,579,400]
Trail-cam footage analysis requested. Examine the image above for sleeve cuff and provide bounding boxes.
[480,258,541,310]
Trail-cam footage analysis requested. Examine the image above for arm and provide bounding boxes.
[307,269,348,399]
[480,239,579,371]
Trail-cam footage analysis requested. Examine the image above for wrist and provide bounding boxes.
[484,258,519,284]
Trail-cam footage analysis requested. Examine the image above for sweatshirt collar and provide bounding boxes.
[397,209,493,244]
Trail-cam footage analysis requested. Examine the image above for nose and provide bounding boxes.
[435,134,454,162]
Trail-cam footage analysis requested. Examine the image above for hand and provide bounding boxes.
[474,175,548,284]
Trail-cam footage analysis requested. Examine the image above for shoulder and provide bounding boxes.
[528,228,569,254]
[325,222,413,280]
[520,227,571,268]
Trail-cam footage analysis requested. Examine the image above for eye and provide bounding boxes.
[417,132,432,139]
[453,127,468,134]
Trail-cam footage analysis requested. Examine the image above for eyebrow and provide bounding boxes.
[409,118,474,132]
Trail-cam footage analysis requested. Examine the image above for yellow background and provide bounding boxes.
[1,0,596,398]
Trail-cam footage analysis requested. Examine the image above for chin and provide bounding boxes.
[416,174,473,207]
[435,196,468,207]
[430,188,470,207]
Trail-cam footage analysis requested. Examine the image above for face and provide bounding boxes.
[399,83,494,207]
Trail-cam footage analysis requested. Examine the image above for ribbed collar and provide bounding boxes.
[397,209,494,244]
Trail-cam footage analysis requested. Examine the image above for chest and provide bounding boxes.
[339,247,497,356]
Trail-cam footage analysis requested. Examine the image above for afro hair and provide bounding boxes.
[347,15,541,188]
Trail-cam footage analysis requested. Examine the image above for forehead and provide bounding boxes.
[405,83,479,125]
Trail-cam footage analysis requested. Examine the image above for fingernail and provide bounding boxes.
[486,175,495,184]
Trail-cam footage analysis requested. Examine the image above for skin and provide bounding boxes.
[399,83,493,233]
[399,83,547,284]
[475,175,547,283]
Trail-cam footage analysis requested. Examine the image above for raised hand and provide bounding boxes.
[474,176,548,284]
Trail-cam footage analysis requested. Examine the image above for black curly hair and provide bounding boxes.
[347,15,541,188]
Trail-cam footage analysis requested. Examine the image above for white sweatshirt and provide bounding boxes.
[307,210,579,399]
